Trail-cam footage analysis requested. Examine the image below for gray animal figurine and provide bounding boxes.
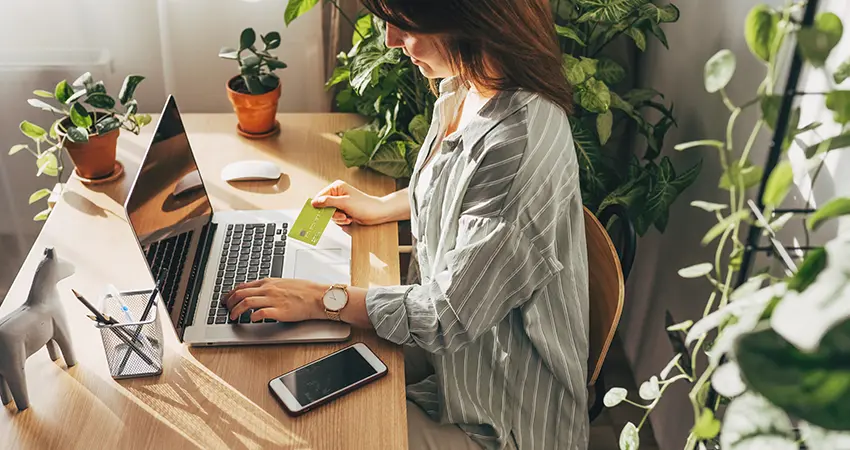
[0,247,77,411]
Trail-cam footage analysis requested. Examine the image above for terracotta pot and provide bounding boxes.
[226,75,281,135]
[61,118,119,179]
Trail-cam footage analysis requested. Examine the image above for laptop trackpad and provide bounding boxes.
[294,249,349,284]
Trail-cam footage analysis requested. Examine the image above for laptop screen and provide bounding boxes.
[125,96,213,333]
[126,96,213,246]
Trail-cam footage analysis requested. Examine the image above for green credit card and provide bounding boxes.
[288,198,336,246]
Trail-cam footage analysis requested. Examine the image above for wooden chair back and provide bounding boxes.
[583,206,625,386]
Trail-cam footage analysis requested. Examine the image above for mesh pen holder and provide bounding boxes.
[96,289,164,379]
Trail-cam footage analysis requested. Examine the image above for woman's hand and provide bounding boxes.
[312,180,410,226]
[223,278,326,323]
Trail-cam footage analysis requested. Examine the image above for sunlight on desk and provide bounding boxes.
[125,358,306,450]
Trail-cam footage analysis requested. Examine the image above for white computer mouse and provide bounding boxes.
[221,160,282,182]
[173,170,204,196]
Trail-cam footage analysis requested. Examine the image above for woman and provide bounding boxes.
[225,0,589,448]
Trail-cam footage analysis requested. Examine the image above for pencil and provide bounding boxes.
[73,289,155,367]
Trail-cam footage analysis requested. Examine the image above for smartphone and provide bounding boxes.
[268,342,388,416]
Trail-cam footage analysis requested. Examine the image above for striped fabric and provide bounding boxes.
[365,78,589,450]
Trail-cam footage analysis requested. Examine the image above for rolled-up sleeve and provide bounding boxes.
[366,215,563,354]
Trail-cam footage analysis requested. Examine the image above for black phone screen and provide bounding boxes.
[279,347,377,406]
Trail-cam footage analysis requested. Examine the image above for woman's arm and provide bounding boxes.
[377,188,411,223]
[312,182,410,226]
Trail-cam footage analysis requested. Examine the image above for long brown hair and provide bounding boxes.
[361,0,573,114]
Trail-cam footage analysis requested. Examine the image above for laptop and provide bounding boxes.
[123,95,352,346]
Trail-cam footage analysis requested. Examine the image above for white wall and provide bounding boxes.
[0,0,328,259]
[622,1,850,448]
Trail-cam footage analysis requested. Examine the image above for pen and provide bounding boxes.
[73,289,155,367]
[107,285,159,373]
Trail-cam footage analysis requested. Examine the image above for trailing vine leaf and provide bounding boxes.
[704,49,736,93]
[825,91,850,125]
[805,132,850,158]
[20,121,47,141]
[693,408,721,440]
[787,248,826,292]
[807,198,850,230]
[702,209,749,245]
[691,201,727,212]
[28,188,51,205]
[675,140,723,151]
[760,95,782,130]
[719,160,763,191]
[719,392,797,450]
[736,323,850,431]
[619,422,639,450]
[603,387,628,407]
[678,263,713,278]
[762,160,793,208]
[745,5,780,63]
[835,60,850,84]
[798,12,844,68]
[36,153,58,177]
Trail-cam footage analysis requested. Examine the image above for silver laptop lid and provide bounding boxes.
[124,95,214,339]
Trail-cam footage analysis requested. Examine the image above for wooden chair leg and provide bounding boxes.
[588,372,606,422]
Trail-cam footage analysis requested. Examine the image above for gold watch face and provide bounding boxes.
[323,288,347,311]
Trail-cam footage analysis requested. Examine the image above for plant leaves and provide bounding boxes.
[693,408,721,440]
[33,89,53,98]
[678,263,713,279]
[350,44,402,95]
[826,91,850,125]
[85,93,116,109]
[798,12,844,68]
[639,3,680,23]
[33,209,51,221]
[597,111,613,146]
[284,0,320,25]
[28,188,51,204]
[239,27,256,49]
[702,209,749,246]
[72,72,92,88]
[36,152,58,177]
[712,361,747,398]
[9,144,28,155]
[27,98,63,114]
[243,55,261,68]
[639,376,661,400]
[66,126,89,143]
[675,139,723,151]
[340,129,380,168]
[95,116,120,135]
[670,159,702,194]
[691,200,727,212]
[760,95,781,130]
[805,132,850,158]
[352,14,373,46]
[603,387,628,407]
[720,392,797,450]
[70,103,92,129]
[326,66,350,89]
[577,78,611,114]
[596,58,626,85]
[745,5,780,63]
[263,31,282,49]
[368,140,412,178]
[562,54,598,86]
[409,114,429,143]
[619,422,639,450]
[736,324,850,432]
[836,60,850,84]
[260,73,280,89]
[644,156,678,232]
[54,80,74,103]
[219,47,239,60]
[266,59,288,70]
[660,353,683,379]
[626,28,646,51]
[244,75,265,94]
[19,121,47,141]
[645,20,669,49]
[65,89,87,104]
[704,49,736,93]
[578,0,644,24]
[762,160,793,208]
[555,24,586,46]
[808,197,850,230]
[719,160,763,191]
[788,247,826,292]
[799,422,850,450]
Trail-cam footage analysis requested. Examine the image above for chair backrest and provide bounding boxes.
[583,206,625,387]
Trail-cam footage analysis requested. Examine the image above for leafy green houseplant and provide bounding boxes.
[219,28,288,136]
[8,72,150,220]
[602,3,850,449]
[285,0,699,234]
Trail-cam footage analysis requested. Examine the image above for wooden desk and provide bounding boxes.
[0,114,408,450]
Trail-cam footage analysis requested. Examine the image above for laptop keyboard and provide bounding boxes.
[208,222,288,325]
[145,230,193,313]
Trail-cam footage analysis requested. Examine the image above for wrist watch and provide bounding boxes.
[322,284,349,321]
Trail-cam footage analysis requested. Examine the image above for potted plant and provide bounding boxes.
[9,72,151,219]
[219,28,288,137]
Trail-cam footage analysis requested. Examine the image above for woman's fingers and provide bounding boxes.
[224,287,266,309]
[229,296,274,320]
[250,308,277,322]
